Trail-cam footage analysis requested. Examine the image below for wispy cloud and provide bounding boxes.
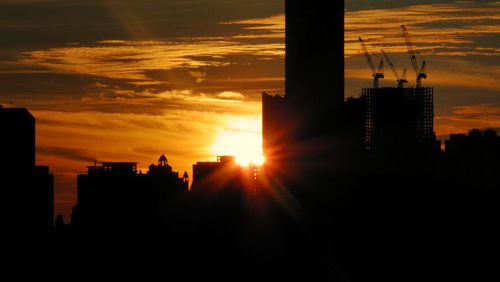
[1,0,499,219]
[346,1,500,56]
[18,39,283,81]
[436,104,500,135]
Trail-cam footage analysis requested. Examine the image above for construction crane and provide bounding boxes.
[401,25,427,87]
[359,37,384,88]
[381,49,408,88]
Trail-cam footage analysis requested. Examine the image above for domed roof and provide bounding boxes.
[158,154,168,166]
[159,154,168,162]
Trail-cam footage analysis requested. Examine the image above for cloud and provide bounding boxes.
[221,14,284,39]
[346,1,500,57]
[13,39,283,92]
[38,146,96,163]
[0,0,284,48]
[346,55,500,91]
[9,1,495,110]
[216,91,246,100]
[1,0,499,220]
[452,104,500,116]
[436,104,500,135]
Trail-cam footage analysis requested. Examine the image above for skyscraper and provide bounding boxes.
[0,106,54,237]
[0,106,35,171]
[285,1,344,115]
[263,1,346,168]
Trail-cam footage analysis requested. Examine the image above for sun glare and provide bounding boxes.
[211,117,265,167]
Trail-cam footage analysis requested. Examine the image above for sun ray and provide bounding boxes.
[210,116,264,167]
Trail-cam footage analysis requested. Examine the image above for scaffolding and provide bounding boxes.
[364,87,434,151]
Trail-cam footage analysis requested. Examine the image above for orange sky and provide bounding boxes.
[0,0,499,219]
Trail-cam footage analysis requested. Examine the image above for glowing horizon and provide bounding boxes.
[210,116,265,167]
[1,0,498,220]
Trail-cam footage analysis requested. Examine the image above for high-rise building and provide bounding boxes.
[285,1,344,111]
[364,87,437,154]
[262,1,346,180]
[0,106,54,236]
[0,106,35,171]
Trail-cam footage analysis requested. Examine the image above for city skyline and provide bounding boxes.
[0,0,499,219]
[1,1,498,279]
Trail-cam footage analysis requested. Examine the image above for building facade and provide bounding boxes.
[0,106,54,236]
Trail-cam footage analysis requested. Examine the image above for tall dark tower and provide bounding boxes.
[0,106,35,171]
[285,1,344,115]
[263,1,346,168]
[0,106,54,240]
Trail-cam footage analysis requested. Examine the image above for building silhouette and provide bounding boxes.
[192,155,259,194]
[0,106,54,232]
[258,1,500,280]
[6,1,498,279]
[364,86,438,154]
[263,1,345,167]
[148,154,189,192]
[443,129,500,195]
[285,1,344,116]
[0,106,35,170]
[193,155,236,184]
[264,1,442,179]
[72,156,188,232]
[445,128,500,157]
[0,105,54,263]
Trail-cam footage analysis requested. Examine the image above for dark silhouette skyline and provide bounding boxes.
[1,1,498,280]
[1,1,497,219]
[1,103,498,280]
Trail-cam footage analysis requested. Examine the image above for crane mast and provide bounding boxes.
[401,25,427,87]
[359,37,384,88]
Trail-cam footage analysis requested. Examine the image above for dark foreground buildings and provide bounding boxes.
[72,156,188,234]
[63,155,262,277]
[6,0,498,280]
[259,0,497,281]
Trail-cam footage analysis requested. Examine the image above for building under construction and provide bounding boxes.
[357,25,437,156]
[364,86,436,154]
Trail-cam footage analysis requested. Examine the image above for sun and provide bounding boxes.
[210,117,265,167]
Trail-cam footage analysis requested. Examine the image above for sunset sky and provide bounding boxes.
[0,0,499,218]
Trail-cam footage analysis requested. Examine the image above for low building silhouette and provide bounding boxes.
[443,129,500,194]
[445,128,500,157]
[148,154,189,192]
[71,155,188,233]
[192,155,259,193]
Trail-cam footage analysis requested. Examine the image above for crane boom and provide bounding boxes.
[381,49,400,80]
[401,25,427,87]
[359,37,376,75]
[359,37,384,88]
[401,25,419,75]
[381,49,408,88]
